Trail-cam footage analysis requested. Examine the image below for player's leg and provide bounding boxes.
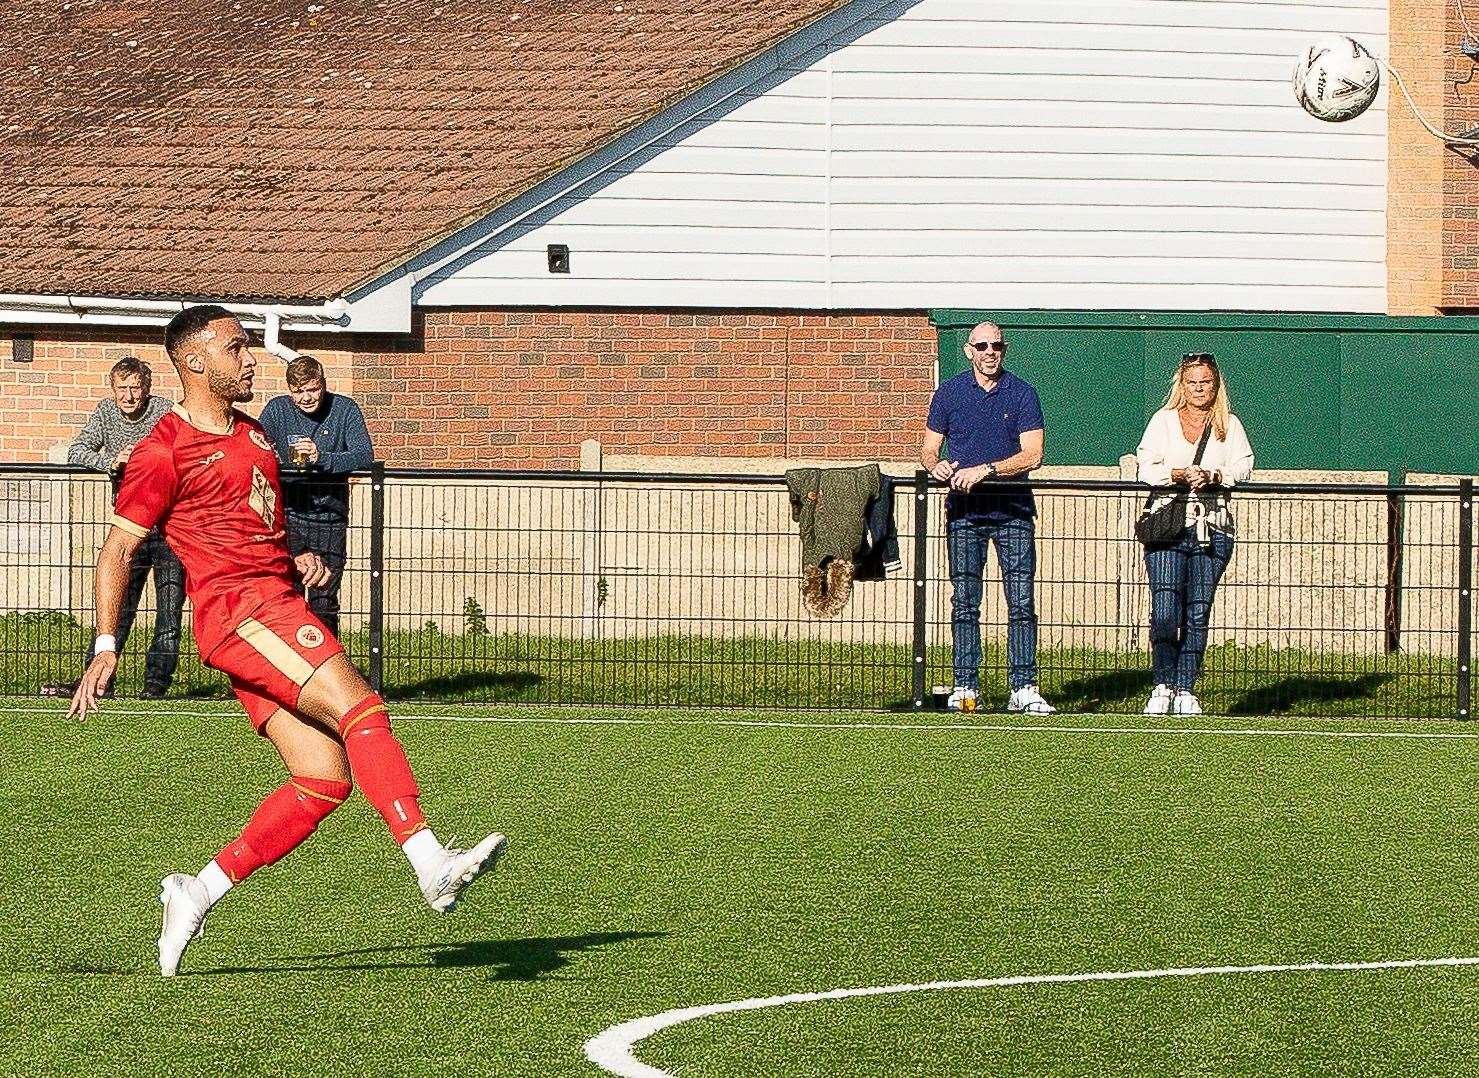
[214,703,353,886]
[157,684,352,977]
[295,653,506,911]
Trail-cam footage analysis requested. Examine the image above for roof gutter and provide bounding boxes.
[0,294,350,357]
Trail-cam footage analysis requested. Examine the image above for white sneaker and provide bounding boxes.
[157,872,210,977]
[420,832,508,913]
[945,687,979,713]
[1173,691,1203,716]
[1143,684,1174,716]
[1007,684,1056,714]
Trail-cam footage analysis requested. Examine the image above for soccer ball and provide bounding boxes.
[1292,35,1381,122]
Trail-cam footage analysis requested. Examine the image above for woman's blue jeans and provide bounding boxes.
[946,515,1039,691]
[1144,527,1233,692]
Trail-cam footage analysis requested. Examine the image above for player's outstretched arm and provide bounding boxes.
[69,526,145,722]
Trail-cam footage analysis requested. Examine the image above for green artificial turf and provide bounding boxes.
[4,702,1479,1075]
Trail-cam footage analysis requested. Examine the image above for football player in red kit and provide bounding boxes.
[69,305,506,976]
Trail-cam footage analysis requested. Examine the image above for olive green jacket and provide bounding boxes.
[785,464,881,617]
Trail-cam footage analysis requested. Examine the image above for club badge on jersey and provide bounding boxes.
[249,466,278,530]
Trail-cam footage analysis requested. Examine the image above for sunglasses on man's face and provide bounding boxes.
[969,341,1007,353]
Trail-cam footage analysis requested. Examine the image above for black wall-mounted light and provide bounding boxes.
[547,244,570,274]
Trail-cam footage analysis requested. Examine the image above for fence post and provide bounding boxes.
[911,469,930,710]
[1459,478,1473,720]
[1384,472,1404,654]
[368,460,385,695]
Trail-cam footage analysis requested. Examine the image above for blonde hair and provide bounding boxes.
[1161,354,1230,440]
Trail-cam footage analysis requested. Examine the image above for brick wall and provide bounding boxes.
[1444,0,1479,307]
[0,328,352,462]
[352,310,938,468]
[1,311,937,466]
[1388,0,1447,314]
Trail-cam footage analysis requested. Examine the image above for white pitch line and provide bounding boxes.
[585,956,1479,1078]
[6,704,1479,742]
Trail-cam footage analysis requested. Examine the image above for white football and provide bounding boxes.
[1293,35,1381,122]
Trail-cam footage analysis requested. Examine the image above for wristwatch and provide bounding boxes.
[985,463,998,479]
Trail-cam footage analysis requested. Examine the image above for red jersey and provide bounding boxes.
[112,405,300,660]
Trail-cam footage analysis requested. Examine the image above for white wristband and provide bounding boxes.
[93,634,117,656]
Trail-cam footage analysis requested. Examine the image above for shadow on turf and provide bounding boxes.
[1053,668,1153,712]
[1225,673,1396,715]
[391,669,542,701]
[193,930,666,980]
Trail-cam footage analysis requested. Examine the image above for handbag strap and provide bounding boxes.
[1191,419,1213,466]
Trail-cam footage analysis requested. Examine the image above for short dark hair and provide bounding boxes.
[109,356,152,393]
[285,354,326,389]
[165,304,235,364]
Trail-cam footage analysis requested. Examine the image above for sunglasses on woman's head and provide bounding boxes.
[1181,352,1216,366]
[969,341,1007,353]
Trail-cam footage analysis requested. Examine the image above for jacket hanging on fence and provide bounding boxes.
[785,464,881,617]
[853,472,902,582]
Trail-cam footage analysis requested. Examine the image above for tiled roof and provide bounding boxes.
[0,0,850,303]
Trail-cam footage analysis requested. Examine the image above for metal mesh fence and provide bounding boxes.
[1,464,1471,718]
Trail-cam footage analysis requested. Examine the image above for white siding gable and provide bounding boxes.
[417,0,1388,313]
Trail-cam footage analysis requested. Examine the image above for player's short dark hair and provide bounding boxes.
[165,304,235,364]
[285,354,325,389]
[108,356,152,393]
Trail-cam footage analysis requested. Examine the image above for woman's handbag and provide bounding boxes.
[1135,422,1212,546]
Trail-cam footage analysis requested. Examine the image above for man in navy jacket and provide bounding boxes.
[260,356,373,637]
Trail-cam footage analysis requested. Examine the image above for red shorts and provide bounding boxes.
[206,596,344,733]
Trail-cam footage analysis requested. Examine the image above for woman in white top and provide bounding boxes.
[1134,353,1255,716]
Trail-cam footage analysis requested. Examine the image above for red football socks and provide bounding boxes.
[216,775,350,884]
[337,694,428,844]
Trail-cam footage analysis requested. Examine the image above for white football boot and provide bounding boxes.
[157,872,210,977]
[1143,684,1174,716]
[1007,684,1056,714]
[1173,691,1204,716]
[420,832,508,913]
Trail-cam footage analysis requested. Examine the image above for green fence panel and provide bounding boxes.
[931,310,1479,473]
[1338,331,1479,474]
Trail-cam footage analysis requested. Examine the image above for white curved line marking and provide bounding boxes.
[585,956,1479,1078]
[14,705,1479,742]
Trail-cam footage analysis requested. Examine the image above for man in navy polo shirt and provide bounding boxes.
[920,321,1055,714]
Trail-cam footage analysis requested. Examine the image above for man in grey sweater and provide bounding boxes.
[65,357,185,697]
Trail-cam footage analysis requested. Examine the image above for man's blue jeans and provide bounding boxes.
[946,515,1039,691]
[1144,528,1234,691]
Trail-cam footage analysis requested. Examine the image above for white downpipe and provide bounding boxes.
[262,309,297,361]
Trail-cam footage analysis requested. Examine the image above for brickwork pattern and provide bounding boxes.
[0,329,353,462]
[1444,0,1479,307]
[352,310,938,468]
[1388,0,1447,314]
